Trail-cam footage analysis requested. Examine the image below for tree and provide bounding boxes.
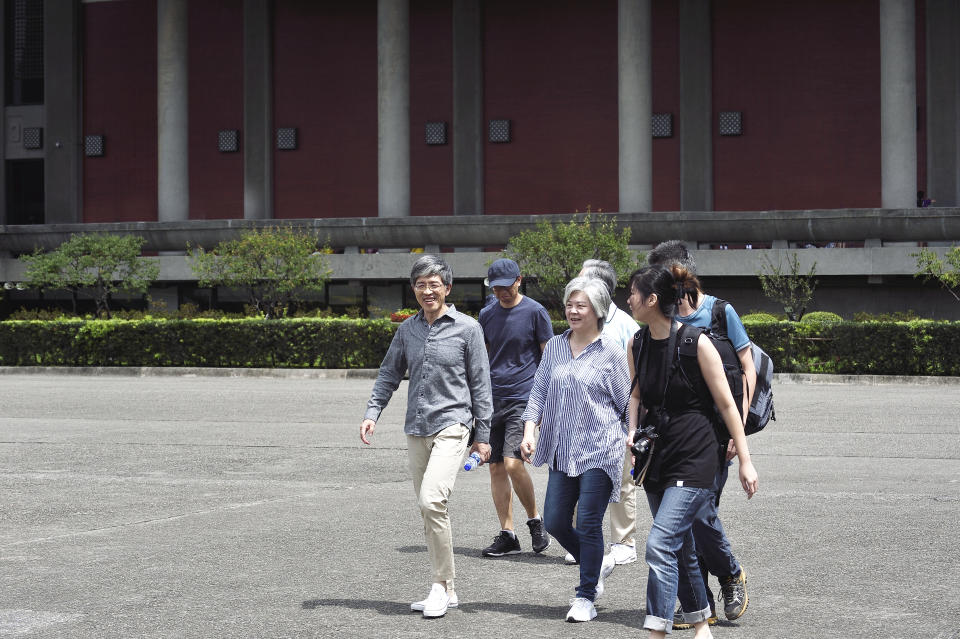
[757,252,818,321]
[189,227,332,319]
[20,233,159,318]
[913,245,960,302]
[502,215,641,308]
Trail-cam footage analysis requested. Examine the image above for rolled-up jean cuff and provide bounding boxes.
[643,614,672,634]
[680,604,712,624]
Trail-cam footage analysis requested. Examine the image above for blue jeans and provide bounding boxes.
[644,486,713,632]
[693,460,741,606]
[543,468,613,601]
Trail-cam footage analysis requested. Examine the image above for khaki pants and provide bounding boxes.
[406,423,470,585]
[607,445,637,546]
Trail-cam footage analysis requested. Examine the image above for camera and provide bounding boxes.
[630,424,658,458]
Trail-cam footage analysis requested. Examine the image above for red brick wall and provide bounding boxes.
[652,0,681,211]
[712,0,883,210]
[273,0,377,219]
[188,1,243,220]
[410,0,454,216]
[483,0,619,215]
[82,1,158,223]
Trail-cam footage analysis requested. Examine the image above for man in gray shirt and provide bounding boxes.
[361,255,493,619]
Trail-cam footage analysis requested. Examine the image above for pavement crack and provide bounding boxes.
[2,492,319,548]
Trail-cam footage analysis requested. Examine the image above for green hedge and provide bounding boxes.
[1,318,958,375]
[745,320,960,376]
[0,318,396,368]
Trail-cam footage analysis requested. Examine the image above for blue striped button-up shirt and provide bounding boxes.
[521,330,631,502]
[364,306,493,441]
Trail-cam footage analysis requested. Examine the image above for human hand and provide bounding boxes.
[726,439,738,461]
[470,442,492,464]
[739,460,758,498]
[519,436,536,463]
[360,419,376,445]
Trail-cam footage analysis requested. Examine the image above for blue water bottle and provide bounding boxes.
[463,451,483,471]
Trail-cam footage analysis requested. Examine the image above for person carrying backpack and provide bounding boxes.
[625,264,759,639]
[647,240,755,628]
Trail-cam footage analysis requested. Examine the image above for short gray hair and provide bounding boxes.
[563,276,611,331]
[410,255,453,287]
[580,259,617,296]
[647,240,697,275]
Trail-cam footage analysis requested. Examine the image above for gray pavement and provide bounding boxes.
[1,373,959,638]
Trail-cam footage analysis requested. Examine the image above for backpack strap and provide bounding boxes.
[676,324,730,443]
[620,327,647,424]
[710,298,729,337]
[676,324,708,396]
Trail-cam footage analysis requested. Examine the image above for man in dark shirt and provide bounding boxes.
[478,259,555,557]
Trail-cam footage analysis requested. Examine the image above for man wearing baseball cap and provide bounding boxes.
[478,258,555,557]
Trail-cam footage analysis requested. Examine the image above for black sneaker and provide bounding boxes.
[719,568,748,620]
[672,604,718,630]
[526,518,551,553]
[482,531,521,557]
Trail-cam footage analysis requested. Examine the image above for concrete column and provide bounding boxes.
[880,0,916,209]
[453,0,483,216]
[378,0,410,218]
[678,0,712,212]
[44,0,82,224]
[244,0,273,220]
[0,8,6,226]
[618,0,652,213]
[157,0,189,222]
[925,0,960,207]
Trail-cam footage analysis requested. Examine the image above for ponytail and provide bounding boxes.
[670,264,702,310]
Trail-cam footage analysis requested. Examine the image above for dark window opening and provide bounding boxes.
[5,159,45,224]
[4,0,44,106]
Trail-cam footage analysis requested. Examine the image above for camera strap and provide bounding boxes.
[621,321,680,431]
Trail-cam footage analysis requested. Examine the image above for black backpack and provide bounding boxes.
[675,324,746,444]
[630,323,744,434]
[709,299,776,435]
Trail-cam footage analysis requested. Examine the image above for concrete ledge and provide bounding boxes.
[774,373,960,385]
[1,245,953,283]
[1,366,958,385]
[0,366,381,379]
[2,208,959,252]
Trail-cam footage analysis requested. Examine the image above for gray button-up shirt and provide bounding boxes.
[364,305,493,442]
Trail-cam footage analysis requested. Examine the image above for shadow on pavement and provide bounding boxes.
[298,597,647,629]
[396,544,568,564]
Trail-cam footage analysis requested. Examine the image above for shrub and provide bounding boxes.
[741,312,780,324]
[913,245,960,302]
[757,252,818,321]
[502,214,642,309]
[390,308,418,322]
[852,310,921,322]
[2,318,958,376]
[0,318,397,368]
[800,311,843,324]
[19,233,159,319]
[190,227,331,319]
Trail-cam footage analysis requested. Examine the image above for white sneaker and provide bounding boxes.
[411,590,458,612]
[609,542,637,565]
[595,553,615,600]
[565,597,597,622]
[600,552,616,579]
[419,583,450,618]
[564,552,577,564]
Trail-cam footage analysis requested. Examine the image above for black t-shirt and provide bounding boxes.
[639,327,720,493]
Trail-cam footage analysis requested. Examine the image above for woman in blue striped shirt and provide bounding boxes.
[519,277,631,623]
